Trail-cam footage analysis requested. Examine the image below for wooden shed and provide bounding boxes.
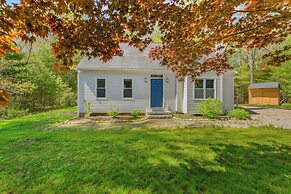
[248,82,280,105]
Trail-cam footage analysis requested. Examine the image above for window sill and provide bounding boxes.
[96,98,107,101]
[122,98,134,101]
[193,98,216,100]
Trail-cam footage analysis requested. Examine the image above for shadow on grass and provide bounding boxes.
[239,107,267,115]
[0,109,76,131]
[0,129,290,193]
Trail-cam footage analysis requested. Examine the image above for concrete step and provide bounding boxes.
[146,110,172,115]
[146,108,172,119]
[150,107,166,111]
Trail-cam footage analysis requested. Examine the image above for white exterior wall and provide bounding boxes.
[78,70,176,114]
[222,72,234,111]
[186,72,221,114]
[78,69,234,115]
[185,71,234,114]
[176,80,184,113]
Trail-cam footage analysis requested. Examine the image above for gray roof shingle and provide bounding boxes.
[248,82,279,89]
[77,43,170,71]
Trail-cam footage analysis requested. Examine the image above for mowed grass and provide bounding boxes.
[0,108,290,193]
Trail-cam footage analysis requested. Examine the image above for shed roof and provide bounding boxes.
[248,82,279,89]
[77,43,169,71]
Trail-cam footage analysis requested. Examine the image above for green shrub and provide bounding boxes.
[227,109,250,120]
[108,109,119,118]
[281,103,291,109]
[0,108,8,119]
[8,109,29,119]
[84,100,92,117]
[131,109,141,118]
[198,98,223,118]
[62,92,77,107]
[0,107,29,120]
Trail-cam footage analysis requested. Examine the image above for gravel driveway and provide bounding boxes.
[242,106,291,129]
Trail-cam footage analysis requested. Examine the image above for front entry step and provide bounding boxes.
[146,108,172,119]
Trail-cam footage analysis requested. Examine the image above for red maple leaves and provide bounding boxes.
[0,0,290,79]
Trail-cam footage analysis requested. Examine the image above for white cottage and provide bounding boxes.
[77,43,235,117]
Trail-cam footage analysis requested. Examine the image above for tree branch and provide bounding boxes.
[234,9,291,18]
[212,17,280,42]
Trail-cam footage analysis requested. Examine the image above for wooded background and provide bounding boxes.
[0,0,290,118]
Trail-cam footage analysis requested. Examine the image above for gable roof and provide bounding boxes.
[77,43,170,71]
[248,82,279,89]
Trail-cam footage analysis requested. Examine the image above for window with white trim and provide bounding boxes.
[194,79,215,99]
[123,78,133,98]
[96,78,106,98]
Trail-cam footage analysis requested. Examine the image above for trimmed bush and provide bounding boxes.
[227,109,250,120]
[108,109,119,118]
[281,103,291,109]
[198,98,223,118]
[131,109,141,118]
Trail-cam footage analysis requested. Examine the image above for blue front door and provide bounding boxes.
[151,79,163,107]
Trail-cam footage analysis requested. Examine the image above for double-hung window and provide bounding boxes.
[96,78,106,98]
[123,78,133,99]
[194,79,216,99]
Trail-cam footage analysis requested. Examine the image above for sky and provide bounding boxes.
[7,0,19,4]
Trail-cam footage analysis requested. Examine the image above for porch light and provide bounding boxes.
[144,77,148,83]
[166,78,169,83]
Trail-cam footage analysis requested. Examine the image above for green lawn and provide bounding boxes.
[0,107,290,193]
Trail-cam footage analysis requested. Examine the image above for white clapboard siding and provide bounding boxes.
[185,71,234,114]
[78,69,234,115]
[222,72,235,111]
[78,70,176,113]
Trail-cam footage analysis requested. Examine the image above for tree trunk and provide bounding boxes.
[248,48,256,83]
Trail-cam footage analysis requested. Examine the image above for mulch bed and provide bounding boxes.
[88,113,145,122]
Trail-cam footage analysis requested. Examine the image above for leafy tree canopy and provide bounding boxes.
[1,0,290,79]
[0,37,78,112]
[229,35,291,103]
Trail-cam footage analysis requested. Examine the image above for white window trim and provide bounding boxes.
[193,78,216,100]
[122,77,134,100]
[96,78,107,100]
